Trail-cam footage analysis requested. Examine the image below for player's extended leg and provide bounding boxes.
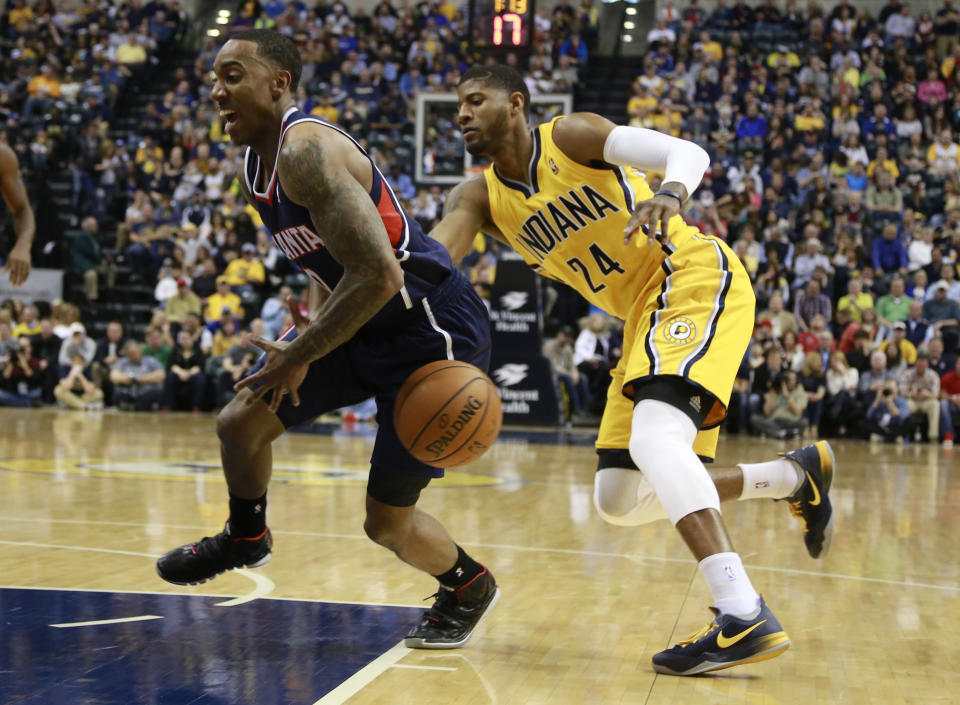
[595,445,835,559]
[628,394,791,676]
[361,462,498,650]
[156,388,284,585]
[365,495,498,650]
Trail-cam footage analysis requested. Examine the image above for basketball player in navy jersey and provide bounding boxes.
[0,141,35,286]
[156,30,498,649]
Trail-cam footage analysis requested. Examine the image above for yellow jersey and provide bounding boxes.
[483,115,700,319]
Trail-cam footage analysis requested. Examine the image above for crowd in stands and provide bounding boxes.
[607,0,960,444]
[0,0,587,414]
[545,0,960,444]
[2,0,959,445]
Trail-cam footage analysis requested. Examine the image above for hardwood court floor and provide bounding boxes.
[1,408,958,704]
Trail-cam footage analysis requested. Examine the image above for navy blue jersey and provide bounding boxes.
[243,107,456,330]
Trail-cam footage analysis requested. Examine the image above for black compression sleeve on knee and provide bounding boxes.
[596,448,638,471]
[366,468,432,507]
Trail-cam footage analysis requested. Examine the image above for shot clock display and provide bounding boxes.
[469,0,536,55]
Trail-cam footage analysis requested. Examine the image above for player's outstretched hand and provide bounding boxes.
[235,337,309,413]
[2,241,31,287]
[623,194,681,248]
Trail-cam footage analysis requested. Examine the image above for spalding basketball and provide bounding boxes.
[394,361,502,468]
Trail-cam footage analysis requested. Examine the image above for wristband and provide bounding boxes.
[655,189,684,206]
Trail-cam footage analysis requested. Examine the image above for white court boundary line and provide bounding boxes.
[1,516,957,593]
[311,642,411,705]
[0,583,424,610]
[51,615,163,628]
[0,539,275,606]
[389,664,457,671]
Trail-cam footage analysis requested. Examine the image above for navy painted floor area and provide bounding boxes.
[1,588,423,705]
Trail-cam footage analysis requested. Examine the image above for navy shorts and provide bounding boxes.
[249,271,491,488]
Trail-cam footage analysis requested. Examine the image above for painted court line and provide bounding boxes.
[0,540,276,603]
[389,664,457,672]
[0,584,424,610]
[50,615,163,628]
[312,641,410,705]
[1,519,957,594]
[215,570,275,607]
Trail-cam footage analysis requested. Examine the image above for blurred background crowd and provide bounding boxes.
[0,0,959,445]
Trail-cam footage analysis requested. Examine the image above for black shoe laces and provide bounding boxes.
[189,532,237,570]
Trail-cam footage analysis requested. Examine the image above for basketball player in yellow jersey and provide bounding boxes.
[432,65,838,676]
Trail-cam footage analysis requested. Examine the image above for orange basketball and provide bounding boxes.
[394,360,502,468]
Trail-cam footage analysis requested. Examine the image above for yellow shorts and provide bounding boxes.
[596,234,755,462]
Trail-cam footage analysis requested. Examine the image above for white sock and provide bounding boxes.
[737,459,804,501]
[699,552,761,617]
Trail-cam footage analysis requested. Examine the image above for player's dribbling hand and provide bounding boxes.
[623,194,681,249]
[2,242,31,287]
[235,338,309,413]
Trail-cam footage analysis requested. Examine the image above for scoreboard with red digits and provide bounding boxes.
[469,0,536,55]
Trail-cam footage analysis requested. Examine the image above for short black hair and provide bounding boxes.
[459,64,530,118]
[231,29,302,92]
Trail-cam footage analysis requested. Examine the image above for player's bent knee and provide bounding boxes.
[593,467,667,526]
[627,399,720,525]
[363,512,412,550]
[216,391,279,452]
[216,401,252,449]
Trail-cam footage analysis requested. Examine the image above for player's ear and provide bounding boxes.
[509,91,525,117]
[272,69,292,99]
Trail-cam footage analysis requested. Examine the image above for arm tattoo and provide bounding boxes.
[278,134,402,365]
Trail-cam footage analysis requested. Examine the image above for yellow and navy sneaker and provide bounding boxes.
[652,598,790,676]
[781,440,836,558]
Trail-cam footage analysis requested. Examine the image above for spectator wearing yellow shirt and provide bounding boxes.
[839,57,860,88]
[637,63,665,96]
[8,0,34,31]
[436,0,457,21]
[627,82,658,126]
[212,318,240,357]
[166,279,203,326]
[310,96,339,124]
[831,95,858,119]
[941,43,960,81]
[115,34,148,65]
[698,31,723,61]
[223,243,266,295]
[135,137,164,166]
[651,99,683,136]
[27,66,60,99]
[204,277,245,323]
[927,129,960,175]
[766,45,800,69]
[867,146,900,180]
[879,323,918,365]
[12,305,40,337]
[795,102,826,132]
[24,64,61,120]
[836,278,875,323]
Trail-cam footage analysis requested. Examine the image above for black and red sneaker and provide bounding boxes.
[156,522,272,585]
[404,568,500,649]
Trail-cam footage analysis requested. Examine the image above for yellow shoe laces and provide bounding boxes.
[788,500,808,531]
[677,619,720,647]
